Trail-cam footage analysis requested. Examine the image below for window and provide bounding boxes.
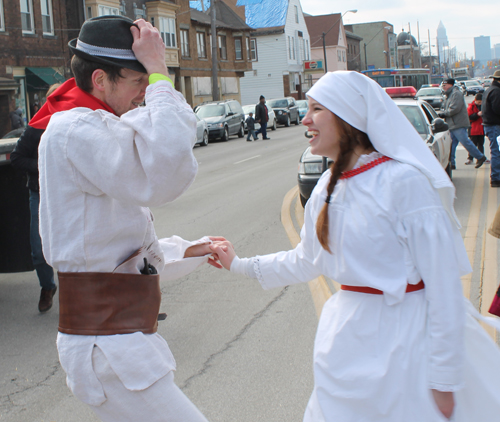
[40,0,53,35]
[218,34,227,60]
[87,6,92,19]
[294,5,298,23]
[159,17,176,47]
[20,0,34,33]
[291,37,295,60]
[98,5,119,16]
[250,38,257,61]
[246,37,250,60]
[235,38,242,60]
[288,36,291,59]
[180,29,190,57]
[306,40,309,60]
[197,32,207,58]
[0,0,4,32]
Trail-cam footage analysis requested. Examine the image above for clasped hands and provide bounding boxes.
[183,237,235,270]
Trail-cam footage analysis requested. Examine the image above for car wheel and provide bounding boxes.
[294,114,300,125]
[285,115,291,127]
[221,126,229,142]
[237,123,244,138]
[271,118,277,131]
[201,130,209,146]
[300,194,308,208]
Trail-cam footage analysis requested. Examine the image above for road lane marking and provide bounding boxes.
[480,183,498,338]
[234,155,261,164]
[281,186,332,319]
[461,166,486,299]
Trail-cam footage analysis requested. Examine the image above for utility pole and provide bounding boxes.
[322,32,328,72]
[364,43,367,70]
[210,0,219,101]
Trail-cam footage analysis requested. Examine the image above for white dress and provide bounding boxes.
[232,152,500,422]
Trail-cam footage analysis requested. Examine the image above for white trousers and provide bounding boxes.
[88,347,209,422]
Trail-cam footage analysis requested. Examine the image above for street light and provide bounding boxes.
[322,9,357,73]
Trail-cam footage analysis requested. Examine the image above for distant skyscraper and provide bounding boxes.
[494,43,500,59]
[436,21,448,62]
[475,36,491,62]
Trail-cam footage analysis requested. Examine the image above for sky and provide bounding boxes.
[301,0,500,60]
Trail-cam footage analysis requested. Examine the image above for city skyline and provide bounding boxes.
[301,0,499,62]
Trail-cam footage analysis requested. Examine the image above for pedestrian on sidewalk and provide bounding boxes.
[10,83,61,313]
[482,70,500,187]
[441,78,487,169]
[465,93,486,165]
[246,112,258,141]
[36,16,225,422]
[211,71,500,422]
[255,95,271,140]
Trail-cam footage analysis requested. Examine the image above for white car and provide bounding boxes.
[194,114,209,146]
[242,104,277,132]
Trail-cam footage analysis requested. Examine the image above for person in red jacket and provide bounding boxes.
[465,93,487,165]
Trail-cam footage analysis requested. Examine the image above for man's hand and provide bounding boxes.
[184,236,228,269]
[130,19,168,76]
[431,390,454,419]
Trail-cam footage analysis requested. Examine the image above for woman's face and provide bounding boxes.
[302,97,341,160]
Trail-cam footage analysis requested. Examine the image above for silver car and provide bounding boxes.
[194,114,209,147]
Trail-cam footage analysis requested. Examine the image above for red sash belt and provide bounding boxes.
[340,280,425,295]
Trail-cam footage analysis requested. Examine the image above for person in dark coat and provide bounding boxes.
[246,112,257,141]
[255,95,270,140]
[465,93,486,165]
[9,107,25,130]
[482,70,500,187]
[9,84,61,312]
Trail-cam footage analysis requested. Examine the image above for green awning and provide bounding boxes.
[25,67,65,91]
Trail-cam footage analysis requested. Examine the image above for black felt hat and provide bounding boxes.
[68,15,147,74]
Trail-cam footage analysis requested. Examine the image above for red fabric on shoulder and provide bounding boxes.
[29,78,116,130]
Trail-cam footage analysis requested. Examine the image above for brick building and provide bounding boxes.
[0,0,69,137]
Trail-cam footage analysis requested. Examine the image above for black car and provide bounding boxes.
[461,80,485,96]
[415,87,445,110]
[195,100,245,141]
[297,147,332,207]
[267,97,301,127]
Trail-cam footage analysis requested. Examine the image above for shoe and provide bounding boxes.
[246,139,252,142]
[38,286,57,313]
[263,137,271,140]
[491,181,500,188]
[475,156,487,168]
[451,164,456,170]
[464,159,473,165]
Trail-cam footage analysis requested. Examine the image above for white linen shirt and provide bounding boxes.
[38,80,206,406]
[232,152,471,391]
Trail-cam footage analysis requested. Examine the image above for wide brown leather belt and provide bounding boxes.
[58,271,162,336]
[340,280,425,295]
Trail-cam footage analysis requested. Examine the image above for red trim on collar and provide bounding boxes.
[340,156,392,179]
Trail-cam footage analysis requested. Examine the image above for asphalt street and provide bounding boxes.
[1,110,499,422]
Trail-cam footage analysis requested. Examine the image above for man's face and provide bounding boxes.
[442,83,452,91]
[102,68,148,117]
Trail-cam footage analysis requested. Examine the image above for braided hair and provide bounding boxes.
[316,114,374,253]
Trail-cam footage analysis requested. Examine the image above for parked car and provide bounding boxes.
[461,80,484,96]
[296,99,309,120]
[267,97,301,127]
[194,114,209,146]
[242,104,276,132]
[297,86,452,206]
[415,87,445,110]
[195,99,245,141]
[1,127,25,139]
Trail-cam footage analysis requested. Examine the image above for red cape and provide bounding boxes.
[29,78,116,130]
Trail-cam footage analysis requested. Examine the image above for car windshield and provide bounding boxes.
[196,105,225,118]
[267,99,288,108]
[397,105,428,139]
[242,105,255,114]
[296,100,308,108]
[464,80,480,86]
[416,88,441,96]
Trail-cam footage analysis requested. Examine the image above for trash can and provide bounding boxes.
[0,138,33,273]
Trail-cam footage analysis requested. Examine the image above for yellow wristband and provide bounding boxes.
[149,73,173,87]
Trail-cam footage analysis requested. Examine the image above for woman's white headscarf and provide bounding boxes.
[307,71,460,228]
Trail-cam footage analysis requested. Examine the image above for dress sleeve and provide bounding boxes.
[63,81,198,207]
[395,172,468,391]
